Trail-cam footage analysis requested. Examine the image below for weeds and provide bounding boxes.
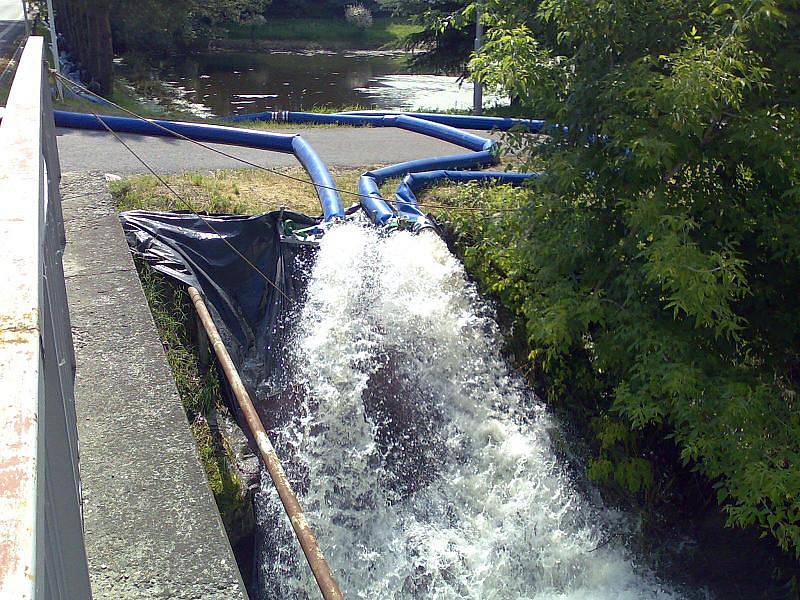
[136,260,247,539]
[108,167,377,217]
[224,17,420,48]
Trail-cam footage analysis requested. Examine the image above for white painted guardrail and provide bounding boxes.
[0,36,91,599]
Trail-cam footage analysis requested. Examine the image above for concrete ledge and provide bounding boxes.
[61,172,248,600]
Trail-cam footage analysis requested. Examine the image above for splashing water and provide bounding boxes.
[255,223,678,599]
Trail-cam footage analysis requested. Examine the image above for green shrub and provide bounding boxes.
[436,0,800,558]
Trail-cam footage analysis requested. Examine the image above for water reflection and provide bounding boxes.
[151,50,506,117]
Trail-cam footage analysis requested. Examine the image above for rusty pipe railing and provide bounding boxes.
[187,286,344,600]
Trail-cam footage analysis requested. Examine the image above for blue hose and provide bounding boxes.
[393,115,493,152]
[368,150,496,183]
[53,110,344,221]
[53,109,538,229]
[394,170,541,230]
[291,136,344,220]
[55,110,297,152]
[228,111,397,128]
[358,174,395,226]
[231,109,545,132]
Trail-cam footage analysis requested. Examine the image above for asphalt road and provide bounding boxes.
[0,0,25,59]
[56,125,499,174]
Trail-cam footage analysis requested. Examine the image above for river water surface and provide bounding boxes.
[147,50,502,117]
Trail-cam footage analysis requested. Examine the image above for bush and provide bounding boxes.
[450,0,800,559]
[345,3,374,29]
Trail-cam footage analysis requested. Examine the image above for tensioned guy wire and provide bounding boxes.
[85,105,291,302]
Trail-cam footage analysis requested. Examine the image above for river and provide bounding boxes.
[138,50,503,118]
[254,225,681,599]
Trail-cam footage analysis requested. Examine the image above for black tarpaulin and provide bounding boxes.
[119,209,319,416]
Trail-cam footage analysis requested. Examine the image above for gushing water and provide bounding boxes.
[255,223,677,599]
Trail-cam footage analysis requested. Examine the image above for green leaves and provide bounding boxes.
[436,0,800,560]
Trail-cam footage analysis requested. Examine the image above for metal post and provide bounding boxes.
[472,0,483,116]
[21,0,30,35]
[45,0,63,99]
[187,286,345,600]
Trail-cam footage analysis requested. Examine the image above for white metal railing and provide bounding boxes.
[0,36,91,599]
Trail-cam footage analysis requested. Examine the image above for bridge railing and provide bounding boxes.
[0,36,92,599]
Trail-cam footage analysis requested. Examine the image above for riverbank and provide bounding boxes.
[221,17,422,51]
[419,183,800,599]
[107,166,374,594]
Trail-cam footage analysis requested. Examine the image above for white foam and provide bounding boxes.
[256,223,677,599]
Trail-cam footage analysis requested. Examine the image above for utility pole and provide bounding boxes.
[21,0,29,35]
[472,0,483,116]
[45,0,63,99]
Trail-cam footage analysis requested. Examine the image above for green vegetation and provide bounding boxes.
[108,0,267,54]
[224,17,421,47]
[381,0,473,73]
[424,0,800,562]
[109,167,368,216]
[133,260,248,541]
[54,78,207,123]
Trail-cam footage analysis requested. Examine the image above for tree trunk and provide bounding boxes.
[93,3,113,97]
[55,0,113,97]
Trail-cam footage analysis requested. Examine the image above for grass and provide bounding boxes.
[106,161,526,224]
[136,262,247,539]
[109,166,382,217]
[55,78,200,121]
[224,17,421,48]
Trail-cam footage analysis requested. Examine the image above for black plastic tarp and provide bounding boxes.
[120,209,318,420]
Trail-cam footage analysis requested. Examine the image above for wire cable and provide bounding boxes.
[86,107,291,302]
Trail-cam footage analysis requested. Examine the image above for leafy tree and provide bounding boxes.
[445,0,800,558]
[52,0,114,95]
[266,0,383,18]
[381,0,473,73]
[109,0,268,54]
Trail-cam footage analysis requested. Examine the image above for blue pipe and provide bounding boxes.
[231,109,545,133]
[393,115,490,152]
[291,137,344,220]
[227,111,397,128]
[394,170,541,230]
[368,150,496,183]
[55,110,297,152]
[358,149,498,225]
[227,111,495,152]
[53,110,344,221]
[341,111,545,133]
[358,174,395,225]
[353,120,497,226]
[53,110,534,229]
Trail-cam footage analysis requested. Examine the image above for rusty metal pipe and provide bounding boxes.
[187,286,344,600]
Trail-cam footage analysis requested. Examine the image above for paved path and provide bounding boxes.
[0,0,24,60]
[56,125,498,174]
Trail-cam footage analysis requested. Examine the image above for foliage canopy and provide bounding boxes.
[444,0,800,558]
